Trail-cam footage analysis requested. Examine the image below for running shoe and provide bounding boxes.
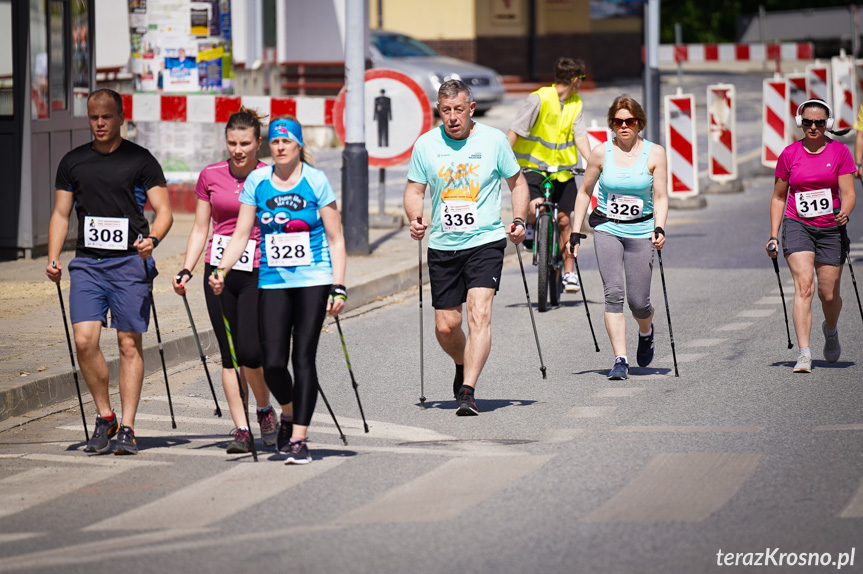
[636,325,655,367]
[793,353,812,373]
[456,387,479,416]
[84,412,118,454]
[563,272,580,293]
[277,419,294,453]
[523,223,535,250]
[226,428,253,454]
[257,406,279,447]
[114,426,138,455]
[608,357,629,380]
[823,321,841,363]
[285,439,312,465]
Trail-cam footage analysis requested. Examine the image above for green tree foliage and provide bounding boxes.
[660,1,856,44]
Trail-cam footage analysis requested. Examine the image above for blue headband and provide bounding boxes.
[268,119,304,146]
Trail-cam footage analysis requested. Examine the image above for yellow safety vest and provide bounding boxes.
[512,85,583,182]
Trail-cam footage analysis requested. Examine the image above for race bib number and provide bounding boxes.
[211,234,255,273]
[441,203,478,232]
[608,194,644,221]
[84,216,128,250]
[796,188,832,218]
[266,232,311,267]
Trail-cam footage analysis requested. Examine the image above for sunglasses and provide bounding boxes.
[612,117,639,128]
[575,75,586,80]
[801,118,827,128]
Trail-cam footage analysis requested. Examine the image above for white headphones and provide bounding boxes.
[795,98,834,130]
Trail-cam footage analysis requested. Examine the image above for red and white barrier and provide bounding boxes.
[664,90,699,199]
[786,73,807,140]
[119,94,337,126]
[706,84,736,183]
[762,77,789,169]
[831,55,857,130]
[657,42,814,63]
[586,120,611,210]
[805,63,832,108]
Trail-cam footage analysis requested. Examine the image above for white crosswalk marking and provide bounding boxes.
[84,458,345,531]
[716,322,755,331]
[0,466,130,520]
[568,406,617,418]
[333,455,552,525]
[683,338,727,347]
[838,478,863,518]
[737,309,775,317]
[593,388,644,398]
[582,453,762,523]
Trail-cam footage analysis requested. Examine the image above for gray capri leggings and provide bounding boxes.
[593,229,654,318]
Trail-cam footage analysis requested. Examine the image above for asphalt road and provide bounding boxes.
[1,170,863,573]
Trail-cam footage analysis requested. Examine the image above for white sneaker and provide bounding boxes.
[563,272,580,293]
[822,321,841,363]
[792,353,812,373]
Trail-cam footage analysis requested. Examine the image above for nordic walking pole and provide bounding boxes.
[767,241,794,349]
[656,248,679,377]
[216,286,258,462]
[52,261,89,442]
[835,209,863,324]
[140,235,176,428]
[333,315,369,433]
[417,217,426,408]
[569,233,600,352]
[177,279,222,417]
[317,381,348,446]
[514,224,547,379]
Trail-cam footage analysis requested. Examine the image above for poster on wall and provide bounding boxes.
[197,45,223,89]
[163,46,199,92]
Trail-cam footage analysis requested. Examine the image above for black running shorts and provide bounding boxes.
[782,216,845,265]
[428,238,507,309]
[525,170,577,213]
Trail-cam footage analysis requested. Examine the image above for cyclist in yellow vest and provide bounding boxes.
[507,57,591,293]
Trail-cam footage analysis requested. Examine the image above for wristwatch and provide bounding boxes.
[148,236,160,248]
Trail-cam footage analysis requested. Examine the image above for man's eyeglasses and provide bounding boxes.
[801,118,827,128]
[574,75,586,80]
[612,117,639,128]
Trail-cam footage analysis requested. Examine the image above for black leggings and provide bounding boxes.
[258,285,330,426]
[204,263,262,369]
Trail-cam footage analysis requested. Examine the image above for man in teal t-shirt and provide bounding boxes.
[404,79,529,416]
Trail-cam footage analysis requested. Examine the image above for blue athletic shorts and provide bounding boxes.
[68,255,157,333]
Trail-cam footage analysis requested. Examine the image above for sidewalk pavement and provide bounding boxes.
[0,212,442,424]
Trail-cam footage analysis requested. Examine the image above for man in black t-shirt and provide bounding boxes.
[46,88,173,455]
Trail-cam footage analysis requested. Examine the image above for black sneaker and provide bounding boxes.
[636,324,655,367]
[456,387,479,416]
[523,223,535,250]
[277,419,294,453]
[226,428,253,454]
[114,426,138,455]
[257,406,279,447]
[84,412,118,453]
[284,439,312,465]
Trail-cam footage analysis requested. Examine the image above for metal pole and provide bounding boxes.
[378,167,386,215]
[342,0,370,255]
[675,22,683,86]
[759,5,767,75]
[643,0,660,144]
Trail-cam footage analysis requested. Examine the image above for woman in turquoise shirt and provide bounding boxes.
[567,95,668,380]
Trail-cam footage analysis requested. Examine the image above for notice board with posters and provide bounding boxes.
[128,0,232,93]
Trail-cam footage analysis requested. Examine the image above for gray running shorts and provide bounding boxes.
[781,216,845,265]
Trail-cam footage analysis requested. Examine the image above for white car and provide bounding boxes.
[369,30,505,115]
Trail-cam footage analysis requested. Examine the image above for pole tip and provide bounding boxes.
[540,366,547,379]
[420,397,426,409]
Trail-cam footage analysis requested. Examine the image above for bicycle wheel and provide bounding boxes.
[536,213,552,312]
[549,224,562,308]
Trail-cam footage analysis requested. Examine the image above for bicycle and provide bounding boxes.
[524,167,585,312]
